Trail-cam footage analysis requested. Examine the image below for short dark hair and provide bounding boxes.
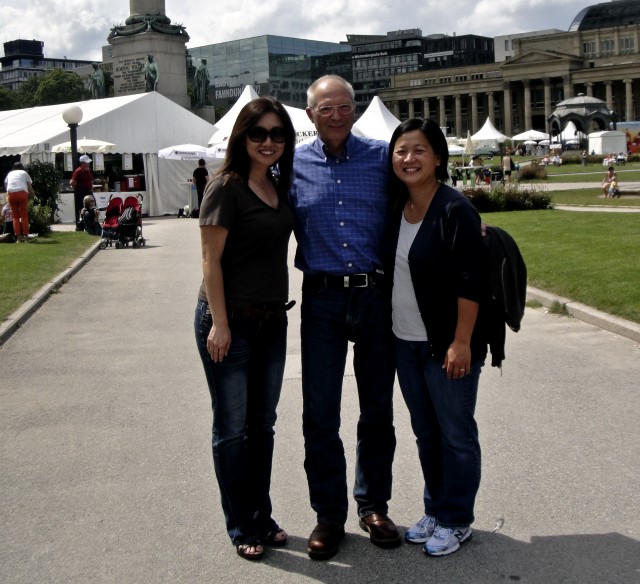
[387,118,450,207]
[217,97,296,196]
[198,158,206,166]
[12,162,24,170]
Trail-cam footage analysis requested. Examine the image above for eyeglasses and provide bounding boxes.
[314,104,355,117]
[246,126,288,143]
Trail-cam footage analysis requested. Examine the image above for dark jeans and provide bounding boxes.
[395,337,483,527]
[300,283,396,525]
[194,299,286,544]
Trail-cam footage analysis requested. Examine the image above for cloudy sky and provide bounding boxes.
[2,0,600,62]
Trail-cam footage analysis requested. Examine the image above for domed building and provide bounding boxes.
[569,0,640,32]
[379,0,640,139]
[548,94,613,136]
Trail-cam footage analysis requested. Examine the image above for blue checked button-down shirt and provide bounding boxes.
[290,133,389,275]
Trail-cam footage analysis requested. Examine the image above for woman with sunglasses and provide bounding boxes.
[194,97,296,561]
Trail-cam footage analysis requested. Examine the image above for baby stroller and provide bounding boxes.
[99,195,123,249]
[115,194,145,248]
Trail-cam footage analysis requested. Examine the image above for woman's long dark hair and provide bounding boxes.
[217,97,296,196]
[387,118,450,211]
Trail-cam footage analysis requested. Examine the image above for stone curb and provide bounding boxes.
[0,240,101,347]
[527,286,640,344]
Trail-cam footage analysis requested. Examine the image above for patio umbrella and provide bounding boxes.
[448,144,464,155]
[523,140,538,146]
[158,143,213,160]
[206,142,228,159]
[51,138,116,153]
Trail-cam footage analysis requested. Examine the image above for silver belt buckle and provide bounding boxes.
[343,276,350,287]
[353,273,369,288]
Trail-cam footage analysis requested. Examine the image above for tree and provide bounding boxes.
[0,86,20,110]
[15,76,43,108]
[33,69,90,105]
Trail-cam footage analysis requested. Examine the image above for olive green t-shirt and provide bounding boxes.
[198,174,294,307]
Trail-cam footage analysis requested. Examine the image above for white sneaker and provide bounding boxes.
[424,525,472,557]
[405,514,436,544]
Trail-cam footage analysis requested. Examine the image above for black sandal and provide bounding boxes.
[236,543,264,560]
[263,528,288,547]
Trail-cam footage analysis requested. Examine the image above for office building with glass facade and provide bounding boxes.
[350,29,494,112]
[187,35,351,112]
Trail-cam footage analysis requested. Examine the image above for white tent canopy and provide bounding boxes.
[588,130,626,155]
[471,117,508,143]
[0,93,215,216]
[208,85,259,146]
[353,96,400,142]
[207,85,317,149]
[511,129,549,141]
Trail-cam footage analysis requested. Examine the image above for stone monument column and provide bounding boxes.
[108,0,190,108]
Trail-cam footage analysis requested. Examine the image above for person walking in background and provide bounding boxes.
[194,97,296,562]
[70,155,94,231]
[192,158,210,210]
[502,150,514,183]
[4,162,35,242]
[290,75,399,560]
[382,118,486,557]
[602,165,617,198]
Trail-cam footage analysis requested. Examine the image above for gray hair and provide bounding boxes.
[307,75,355,109]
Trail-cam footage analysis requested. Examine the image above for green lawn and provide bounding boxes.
[549,189,640,207]
[0,232,97,323]
[482,210,640,323]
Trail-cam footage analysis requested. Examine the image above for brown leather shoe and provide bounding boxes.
[359,513,402,548]
[307,523,345,560]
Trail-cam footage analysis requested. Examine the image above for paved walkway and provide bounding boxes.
[1,217,638,583]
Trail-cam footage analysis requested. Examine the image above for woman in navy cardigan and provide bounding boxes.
[382,118,487,557]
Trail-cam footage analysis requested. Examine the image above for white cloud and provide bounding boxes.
[0,0,596,62]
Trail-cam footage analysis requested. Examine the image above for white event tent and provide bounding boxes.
[0,92,215,217]
[471,118,509,145]
[353,96,400,142]
[207,88,400,153]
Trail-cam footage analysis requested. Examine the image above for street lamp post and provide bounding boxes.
[62,105,83,227]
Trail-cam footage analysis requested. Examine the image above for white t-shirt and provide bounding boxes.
[392,214,428,341]
[5,170,32,193]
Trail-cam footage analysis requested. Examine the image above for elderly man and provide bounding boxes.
[289,75,399,560]
[70,154,94,230]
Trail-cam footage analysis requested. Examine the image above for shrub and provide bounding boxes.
[24,160,61,212]
[462,183,553,213]
[28,200,54,235]
[518,163,547,180]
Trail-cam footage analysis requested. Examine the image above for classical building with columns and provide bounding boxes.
[379,1,640,137]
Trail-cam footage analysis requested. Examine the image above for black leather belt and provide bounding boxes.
[230,300,296,320]
[303,272,382,290]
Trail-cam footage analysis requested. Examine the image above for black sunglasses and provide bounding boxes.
[246,126,288,144]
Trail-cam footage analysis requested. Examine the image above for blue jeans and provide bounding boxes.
[395,337,483,528]
[300,284,396,525]
[194,299,287,544]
